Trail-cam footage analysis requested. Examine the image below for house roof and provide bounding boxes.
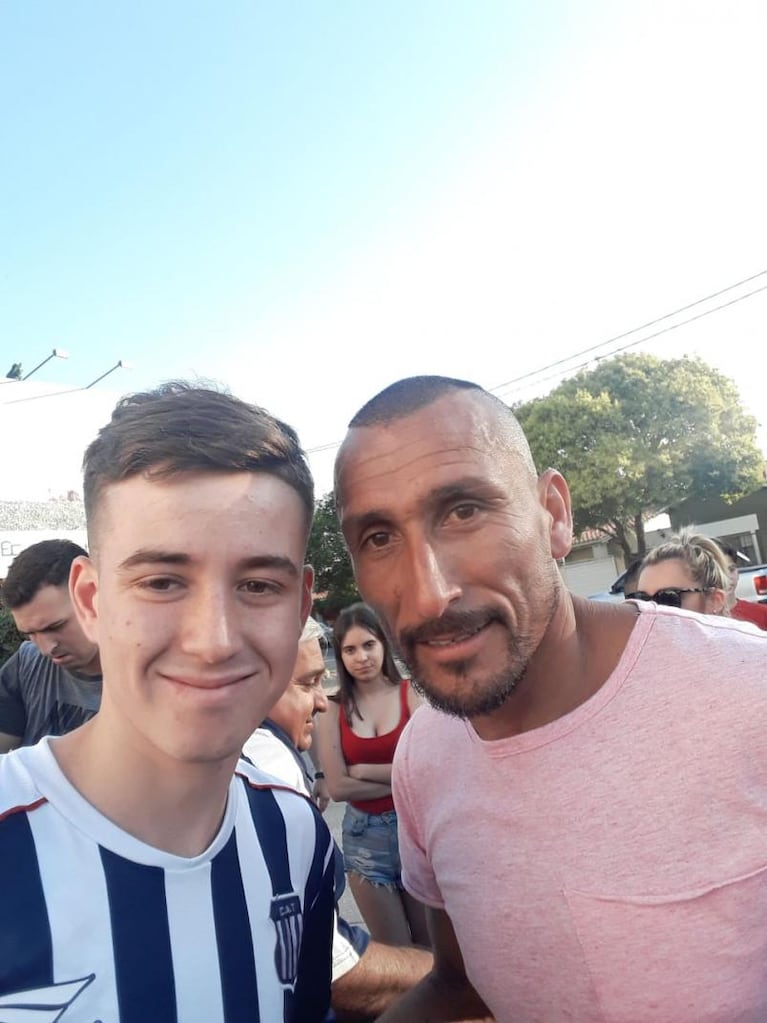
[0,500,86,531]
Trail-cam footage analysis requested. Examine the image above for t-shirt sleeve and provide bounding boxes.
[0,649,27,737]
[241,731,307,793]
[392,723,445,909]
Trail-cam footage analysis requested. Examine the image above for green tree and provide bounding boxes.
[514,353,765,560]
[306,492,359,616]
[0,605,24,666]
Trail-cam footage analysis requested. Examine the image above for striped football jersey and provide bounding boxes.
[0,738,335,1022]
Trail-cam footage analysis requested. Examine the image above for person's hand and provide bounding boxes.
[313,776,330,813]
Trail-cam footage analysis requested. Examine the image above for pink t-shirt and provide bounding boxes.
[394,604,767,1022]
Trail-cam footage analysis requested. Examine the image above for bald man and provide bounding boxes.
[334,374,767,1023]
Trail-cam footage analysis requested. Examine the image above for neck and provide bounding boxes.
[471,593,637,742]
[354,671,389,693]
[52,715,236,857]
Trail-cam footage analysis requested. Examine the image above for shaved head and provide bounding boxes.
[336,375,536,505]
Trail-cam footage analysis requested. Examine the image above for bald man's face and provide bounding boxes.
[336,391,572,718]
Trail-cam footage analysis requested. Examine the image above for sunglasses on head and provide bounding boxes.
[625,587,709,608]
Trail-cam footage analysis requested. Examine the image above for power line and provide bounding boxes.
[493,282,767,402]
[304,269,767,455]
[490,269,767,395]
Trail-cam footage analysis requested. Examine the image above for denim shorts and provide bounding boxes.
[341,804,403,889]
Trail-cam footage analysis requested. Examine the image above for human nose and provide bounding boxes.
[313,685,329,715]
[36,633,58,657]
[179,585,240,663]
[398,540,461,627]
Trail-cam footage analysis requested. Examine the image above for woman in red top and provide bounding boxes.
[317,602,428,946]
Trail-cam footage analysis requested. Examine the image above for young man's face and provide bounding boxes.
[12,583,100,673]
[71,471,312,767]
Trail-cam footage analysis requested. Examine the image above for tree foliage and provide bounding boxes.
[0,605,24,666]
[306,491,359,617]
[514,354,764,559]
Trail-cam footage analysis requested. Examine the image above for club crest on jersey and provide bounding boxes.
[269,892,303,987]
[0,974,95,1020]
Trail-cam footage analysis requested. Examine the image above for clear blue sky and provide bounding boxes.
[2,1,766,498]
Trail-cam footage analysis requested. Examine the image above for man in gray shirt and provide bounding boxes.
[0,539,102,751]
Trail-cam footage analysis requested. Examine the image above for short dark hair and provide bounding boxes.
[82,382,314,542]
[3,539,88,609]
[338,376,536,502]
[348,375,488,427]
[331,602,403,723]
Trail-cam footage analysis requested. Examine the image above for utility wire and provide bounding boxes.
[490,269,767,395]
[494,282,767,402]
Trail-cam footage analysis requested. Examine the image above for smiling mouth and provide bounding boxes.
[422,622,488,647]
[164,673,249,691]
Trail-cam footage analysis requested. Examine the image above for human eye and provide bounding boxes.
[239,579,281,597]
[446,501,480,523]
[360,529,392,550]
[137,576,181,593]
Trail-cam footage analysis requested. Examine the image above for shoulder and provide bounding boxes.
[242,729,308,794]
[235,755,309,795]
[1,641,45,679]
[320,698,341,726]
[395,703,465,767]
[0,742,47,819]
[641,602,767,653]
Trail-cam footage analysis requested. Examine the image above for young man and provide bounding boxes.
[245,617,433,1022]
[0,384,335,1022]
[1,539,102,751]
[335,375,767,1023]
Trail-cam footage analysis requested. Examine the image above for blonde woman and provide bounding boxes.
[629,530,728,615]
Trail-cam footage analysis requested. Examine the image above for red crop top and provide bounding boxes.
[339,681,411,814]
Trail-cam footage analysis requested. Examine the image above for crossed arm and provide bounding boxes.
[315,701,393,803]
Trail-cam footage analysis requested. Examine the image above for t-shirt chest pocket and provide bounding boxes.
[564,861,767,1023]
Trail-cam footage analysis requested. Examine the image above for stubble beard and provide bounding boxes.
[402,590,560,720]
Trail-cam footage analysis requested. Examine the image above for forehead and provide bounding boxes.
[340,625,377,644]
[12,584,71,631]
[637,558,695,591]
[337,392,524,524]
[95,471,308,561]
[292,639,325,679]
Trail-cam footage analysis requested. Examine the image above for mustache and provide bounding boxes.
[399,607,503,646]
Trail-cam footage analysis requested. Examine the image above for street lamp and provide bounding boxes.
[84,359,133,388]
[21,348,70,380]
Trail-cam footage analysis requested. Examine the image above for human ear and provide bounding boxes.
[538,469,573,560]
[69,555,100,645]
[300,564,315,626]
[707,588,727,616]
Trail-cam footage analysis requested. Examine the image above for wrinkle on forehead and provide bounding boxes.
[335,392,536,508]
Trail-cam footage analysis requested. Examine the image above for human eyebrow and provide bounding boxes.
[118,550,192,571]
[294,670,326,686]
[38,620,67,633]
[342,508,394,541]
[117,552,299,577]
[239,555,299,578]
[427,478,500,508]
